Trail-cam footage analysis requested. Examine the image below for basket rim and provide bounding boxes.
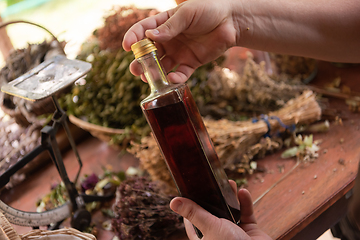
[68,114,125,134]
[0,20,65,55]
[0,212,21,240]
[20,228,95,240]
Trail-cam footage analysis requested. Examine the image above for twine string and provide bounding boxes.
[252,114,295,137]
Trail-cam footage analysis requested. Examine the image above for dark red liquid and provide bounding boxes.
[142,84,240,223]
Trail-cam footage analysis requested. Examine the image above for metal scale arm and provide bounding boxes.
[0,56,113,231]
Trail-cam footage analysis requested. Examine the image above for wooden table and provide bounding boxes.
[249,60,360,240]
[2,61,360,240]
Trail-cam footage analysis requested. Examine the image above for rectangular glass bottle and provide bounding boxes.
[131,39,240,225]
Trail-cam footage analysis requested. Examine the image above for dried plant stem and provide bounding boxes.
[253,160,300,205]
[308,85,360,100]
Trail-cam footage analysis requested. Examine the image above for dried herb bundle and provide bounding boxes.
[96,6,159,51]
[237,56,307,112]
[269,53,317,82]
[188,55,307,120]
[207,90,321,167]
[61,46,151,145]
[112,176,183,240]
[235,136,284,174]
[60,7,161,146]
[128,90,321,188]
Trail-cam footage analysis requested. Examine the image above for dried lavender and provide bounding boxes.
[112,176,183,240]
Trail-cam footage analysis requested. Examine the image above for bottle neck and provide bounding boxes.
[137,51,170,93]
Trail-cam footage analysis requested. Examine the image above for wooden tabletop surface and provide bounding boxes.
[2,60,360,240]
[251,60,360,240]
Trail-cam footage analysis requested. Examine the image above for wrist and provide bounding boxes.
[229,0,253,48]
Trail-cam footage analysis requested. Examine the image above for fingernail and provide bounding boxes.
[172,199,183,212]
[150,29,159,35]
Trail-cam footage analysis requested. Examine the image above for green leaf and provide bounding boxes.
[303,134,314,147]
[281,146,299,158]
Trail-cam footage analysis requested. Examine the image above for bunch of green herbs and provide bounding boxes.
[60,41,151,145]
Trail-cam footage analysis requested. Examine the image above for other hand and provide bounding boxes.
[169,180,272,240]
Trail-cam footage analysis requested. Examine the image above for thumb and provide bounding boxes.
[170,197,220,235]
[238,188,257,224]
[145,6,191,42]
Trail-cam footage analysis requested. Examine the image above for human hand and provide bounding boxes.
[169,180,272,240]
[122,0,239,83]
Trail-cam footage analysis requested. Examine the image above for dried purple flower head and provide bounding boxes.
[50,182,59,190]
[112,176,183,240]
[81,173,99,192]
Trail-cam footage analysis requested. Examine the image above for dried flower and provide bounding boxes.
[81,173,99,192]
[281,134,320,162]
[111,176,183,240]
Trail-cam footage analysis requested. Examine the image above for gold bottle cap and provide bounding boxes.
[131,38,157,59]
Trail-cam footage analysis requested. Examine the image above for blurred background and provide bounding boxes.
[0,0,176,65]
[0,1,342,239]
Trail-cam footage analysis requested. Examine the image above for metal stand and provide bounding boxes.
[0,56,114,231]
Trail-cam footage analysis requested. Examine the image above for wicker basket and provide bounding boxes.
[0,212,21,240]
[0,212,96,240]
[68,115,126,148]
[20,229,96,240]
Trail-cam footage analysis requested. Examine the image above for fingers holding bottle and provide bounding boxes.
[123,0,240,84]
[122,4,189,51]
[238,188,257,225]
[170,196,251,240]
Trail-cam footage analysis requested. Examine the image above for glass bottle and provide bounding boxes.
[131,38,241,227]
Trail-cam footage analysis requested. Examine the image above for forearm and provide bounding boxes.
[234,0,360,63]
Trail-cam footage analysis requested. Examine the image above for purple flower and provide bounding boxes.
[81,173,99,192]
[51,183,59,190]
